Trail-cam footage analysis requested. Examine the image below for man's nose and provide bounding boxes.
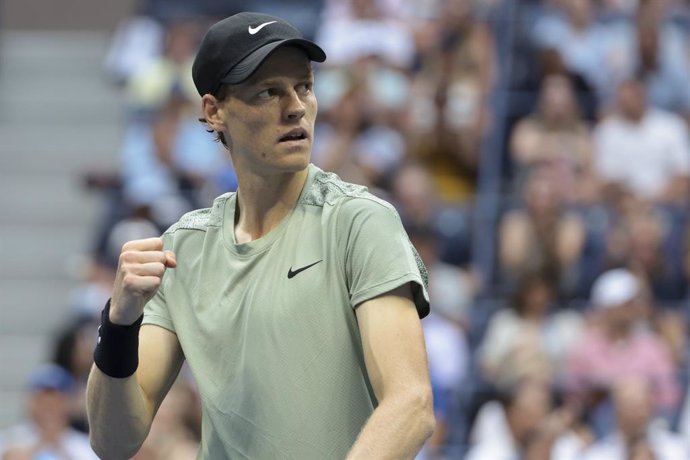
[283,90,306,121]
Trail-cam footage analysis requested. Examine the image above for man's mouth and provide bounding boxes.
[278,128,308,142]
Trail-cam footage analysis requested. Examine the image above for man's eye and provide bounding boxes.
[257,89,276,99]
[297,82,312,93]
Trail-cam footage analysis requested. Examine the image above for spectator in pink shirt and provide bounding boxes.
[563,269,680,417]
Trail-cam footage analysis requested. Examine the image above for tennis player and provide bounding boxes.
[86,12,434,459]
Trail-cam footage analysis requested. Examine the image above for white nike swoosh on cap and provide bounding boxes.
[248,21,277,35]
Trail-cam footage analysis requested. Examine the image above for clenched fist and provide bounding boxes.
[110,237,176,325]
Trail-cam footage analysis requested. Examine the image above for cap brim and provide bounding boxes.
[221,38,326,85]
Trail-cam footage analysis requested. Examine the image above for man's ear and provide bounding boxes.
[201,94,225,132]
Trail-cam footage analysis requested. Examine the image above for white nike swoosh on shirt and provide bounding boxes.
[248,21,277,35]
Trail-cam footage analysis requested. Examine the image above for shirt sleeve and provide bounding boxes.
[142,232,176,333]
[476,310,516,372]
[593,122,625,183]
[337,196,430,318]
[562,336,594,396]
[666,116,690,176]
[645,338,681,412]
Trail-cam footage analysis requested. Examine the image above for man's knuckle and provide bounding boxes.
[120,250,136,263]
[122,274,138,289]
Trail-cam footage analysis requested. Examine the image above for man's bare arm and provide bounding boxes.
[87,325,184,459]
[86,237,184,459]
[347,284,435,459]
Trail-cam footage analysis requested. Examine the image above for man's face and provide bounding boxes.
[29,389,71,432]
[565,0,591,26]
[618,80,646,121]
[219,47,317,176]
[506,381,552,447]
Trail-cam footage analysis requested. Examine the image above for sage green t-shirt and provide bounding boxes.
[143,164,429,459]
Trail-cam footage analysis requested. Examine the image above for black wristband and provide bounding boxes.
[93,299,143,378]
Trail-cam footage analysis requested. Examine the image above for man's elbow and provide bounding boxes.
[89,430,146,460]
[407,385,436,440]
[420,391,437,440]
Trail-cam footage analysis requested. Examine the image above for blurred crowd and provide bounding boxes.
[3,0,690,458]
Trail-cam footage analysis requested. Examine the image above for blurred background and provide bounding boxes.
[1,0,690,458]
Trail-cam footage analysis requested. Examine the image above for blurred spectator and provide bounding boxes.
[407,222,475,456]
[389,162,472,266]
[126,19,202,109]
[405,0,496,203]
[532,0,690,115]
[652,307,689,374]
[531,0,620,105]
[564,269,681,417]
[67,258,115,319]
[404,73,483,203]
[312,58,410,188]
[602,0,690,116]
[598,0,641,16]
[103,2,241,85]
[104,15,166,86]
[510,74,598,203]
[582,376,689,460]
[313,2,415,188]
[498,165,586,294]
[0,365,97,459]
[316,0,415,68]
[114,17,234,239]
[634,0,690,116]
[679,378,690,448]
[321,0,419,25]
[51,317,100,434]
[606,204,687,302]
[132,376,201,460]
[391,162,444,230]
[138,0,240,21]
[120,91,232,230]
[465,379,590,460]
[312,84,370,186]
[477,271,584,389]
[593,78,690,207]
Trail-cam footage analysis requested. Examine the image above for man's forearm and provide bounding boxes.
[347,390,435,460]
[86,365,154,459]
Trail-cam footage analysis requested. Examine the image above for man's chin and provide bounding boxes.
[273,152,311,174]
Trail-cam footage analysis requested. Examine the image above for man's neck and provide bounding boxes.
[233,166,309,244]
[622,110,646,124]
[605,323,633,343]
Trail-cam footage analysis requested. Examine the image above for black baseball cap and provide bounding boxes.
[192,12,327,96]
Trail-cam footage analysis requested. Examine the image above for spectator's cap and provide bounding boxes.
[591,269,640,309]
[192,12,326,96]
[27,364,75,394]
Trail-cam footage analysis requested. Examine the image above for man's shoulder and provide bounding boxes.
[595,114,628,134]
[645,108,686,131]
[164,192,233,235]
[302,167,397,214]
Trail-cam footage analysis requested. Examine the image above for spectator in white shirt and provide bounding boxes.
[0,364,98,460]
[679,380,690,451]
[583,376,689,460]
[594,78,690,207]
[465,379,591,460]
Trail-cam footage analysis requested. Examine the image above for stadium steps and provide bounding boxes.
[0,31,123,427]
